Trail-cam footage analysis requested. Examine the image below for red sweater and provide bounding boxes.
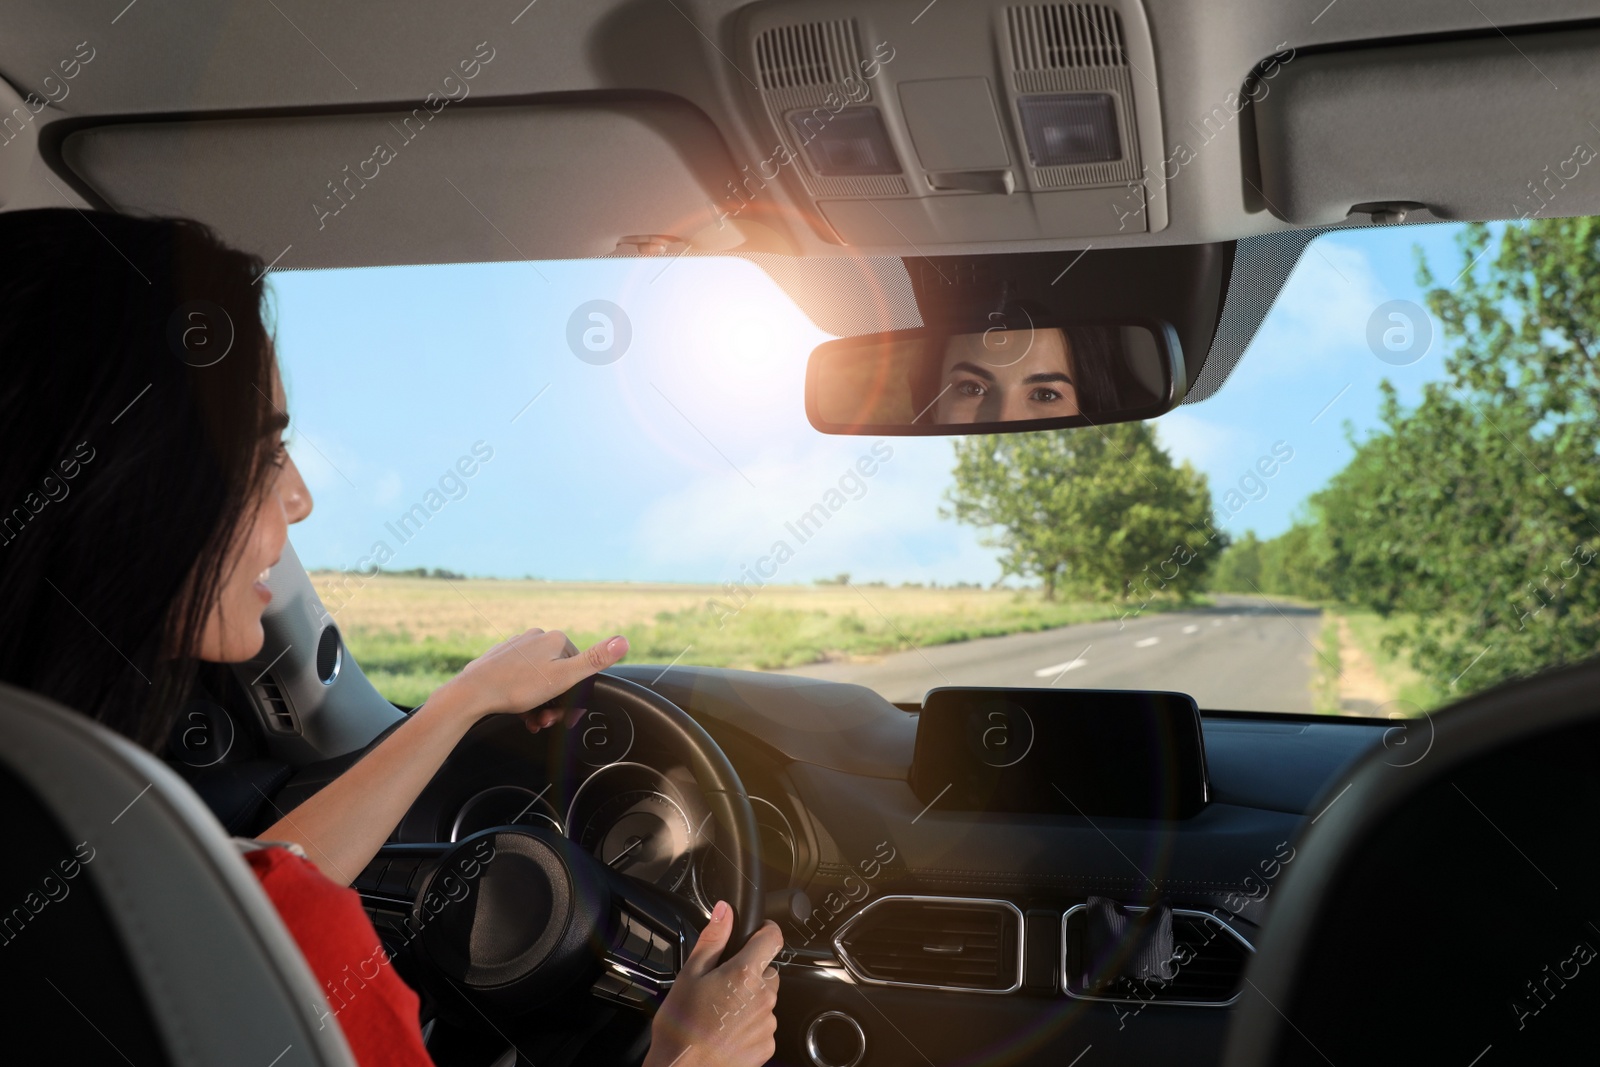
[245,845,434,1067]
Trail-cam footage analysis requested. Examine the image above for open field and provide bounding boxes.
[311,573,1200,706]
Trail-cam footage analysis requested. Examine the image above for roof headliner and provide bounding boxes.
[3,0,1598,267]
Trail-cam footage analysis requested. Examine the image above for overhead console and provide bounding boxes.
[732,1,1168,248]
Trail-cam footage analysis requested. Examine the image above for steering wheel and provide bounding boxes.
[374,675,764,1019]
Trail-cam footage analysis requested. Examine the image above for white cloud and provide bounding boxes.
[630,436,1000,584]
[1242,240,1389,376]
[1154,409,1250,471]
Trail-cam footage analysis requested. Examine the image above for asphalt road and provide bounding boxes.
[778,594,1325,712]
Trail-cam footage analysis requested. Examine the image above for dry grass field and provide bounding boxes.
[312,573,1195,706]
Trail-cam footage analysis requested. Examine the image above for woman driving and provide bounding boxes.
[0,208,782,1067]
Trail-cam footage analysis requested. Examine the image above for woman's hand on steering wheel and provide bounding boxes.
[646,900,785,1067]
[431,628,629,729]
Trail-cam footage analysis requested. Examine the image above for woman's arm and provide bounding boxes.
[256,629,628,883]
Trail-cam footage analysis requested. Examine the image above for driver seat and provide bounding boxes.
[0,682,357,1067]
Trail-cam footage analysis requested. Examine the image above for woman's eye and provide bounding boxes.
[1029,387,1063,403]
[954,379,987,398]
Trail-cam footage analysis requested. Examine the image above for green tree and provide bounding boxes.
[1211,530,1263,592]
[944,422,1222,600]
[1304,218,1600,692]
[1256,521,1334,600]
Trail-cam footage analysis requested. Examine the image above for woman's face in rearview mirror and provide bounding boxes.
[933,327,1080,424]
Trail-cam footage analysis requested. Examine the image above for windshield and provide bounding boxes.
[273,217,1599,717]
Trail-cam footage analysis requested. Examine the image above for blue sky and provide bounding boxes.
[272,221,1470,584]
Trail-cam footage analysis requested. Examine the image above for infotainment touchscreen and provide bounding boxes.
[909,688,1209,820]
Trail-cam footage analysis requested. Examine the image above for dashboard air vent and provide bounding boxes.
[754,21,862,90]
[835,897,1022,992]
[1062,905,1253,1005]
[1008,4,1127,71]
[254,674,299,734]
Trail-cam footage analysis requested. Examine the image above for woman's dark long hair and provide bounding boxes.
[0,209,277,750]
[1059,323,1127,414]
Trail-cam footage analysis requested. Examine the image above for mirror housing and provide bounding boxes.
[805,319,1185,435]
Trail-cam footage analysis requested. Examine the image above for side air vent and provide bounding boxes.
[1003,4,1144,191]
[834,896,1023,993]
[1062,905,1254,1006]
[254,674,299,734]
[755,21,861,89]
[748,20,909,200]
[315,624,343,685]
[1008,4,1127,71]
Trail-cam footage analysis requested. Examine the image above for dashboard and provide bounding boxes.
[379,665,1388,1067]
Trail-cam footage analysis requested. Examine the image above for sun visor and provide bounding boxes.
[62,100,758,270]
[1252,27,1600,226]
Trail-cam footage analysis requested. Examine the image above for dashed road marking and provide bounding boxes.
[1034,658,1089,677]
[1134,637,1160,648]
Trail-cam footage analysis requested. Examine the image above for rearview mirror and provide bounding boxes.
[805,321,1184,435]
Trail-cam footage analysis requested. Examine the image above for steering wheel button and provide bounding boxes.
[378,859,416,897]
[358,860,389,893]
[405,862,433,895]
[593,973,630,998]
[644,934,674,969]
[620,923,653,961]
